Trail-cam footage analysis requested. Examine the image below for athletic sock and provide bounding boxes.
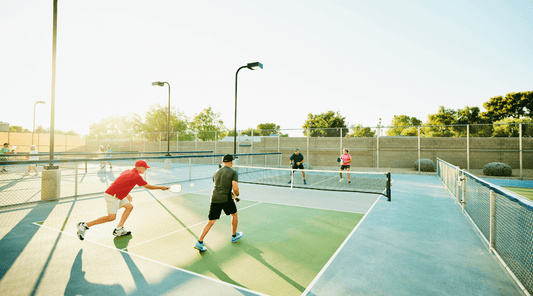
[198,240,203,244]
[232,234,236,238]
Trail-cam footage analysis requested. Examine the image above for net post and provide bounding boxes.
[489,189,495,253]
[290,169,294,192]
[386,172,391,201]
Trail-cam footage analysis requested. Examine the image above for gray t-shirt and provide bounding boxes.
[211,166,238,203]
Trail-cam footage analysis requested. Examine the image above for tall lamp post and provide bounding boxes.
[33,101,45,145]
[152,81,171,156]
[234,62,263,154]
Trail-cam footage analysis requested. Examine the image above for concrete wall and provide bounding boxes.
[86,135,533,170]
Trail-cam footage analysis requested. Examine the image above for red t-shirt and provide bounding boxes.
[105,168,148,200]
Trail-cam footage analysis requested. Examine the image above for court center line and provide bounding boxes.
[31,223,268,296]
[123,201,263,250]
[300,194,384,296]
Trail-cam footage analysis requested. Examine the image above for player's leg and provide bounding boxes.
[113,196,133,236]
[346,167,351,183]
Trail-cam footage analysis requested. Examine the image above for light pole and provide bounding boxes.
[234,62,263,154]
[152,81,171,156]
[33,101,45,145]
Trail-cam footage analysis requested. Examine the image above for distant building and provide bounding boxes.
[0,121,9,132]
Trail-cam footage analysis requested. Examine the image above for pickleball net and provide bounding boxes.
[233,165,391,200]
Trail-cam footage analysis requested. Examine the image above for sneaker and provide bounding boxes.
[288,180,291,184]
[348,180,351,184]
[339,178,343,183]
[231,232,243,243]
[113,227,131,237]
[303,180,307,185]
[109,166,113,169]
[194,241,207,252]
[76,222,89,240]
[1,168,7,172]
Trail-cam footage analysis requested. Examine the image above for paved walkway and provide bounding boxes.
[306,174,523,296]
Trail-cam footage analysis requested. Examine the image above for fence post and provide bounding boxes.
[467,125,470,171]
[213,131,216,165]
[75,161,78,196]
[489,190,495,253]
[189,157,192,181]
[307,128,310,167]
[456,166,460,202]
[278,132,281,167]
[251,129,254,166]
[376,132,380,172]
[462,171,466,213]
[418,126,421,174]
[518,123,522,180]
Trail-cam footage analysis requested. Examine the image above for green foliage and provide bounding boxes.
[302,111,348,137]
[422,106,457,137]
[414,159,435,172]
[350,124,376,137]
[140,104,189,141]
[386,115,422,136]
[9,126,31,133]
[89,115,139,138]
[483,162,512,176]
[190,107,226,141]
[256,123,281,136]
[492,118,533,137]
[482,91,533,122]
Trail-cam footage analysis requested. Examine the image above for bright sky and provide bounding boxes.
[1,0,532,137]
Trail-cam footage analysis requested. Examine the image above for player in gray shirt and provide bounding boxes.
[194,154,243,252]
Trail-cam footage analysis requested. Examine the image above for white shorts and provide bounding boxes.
[105,193,130,214]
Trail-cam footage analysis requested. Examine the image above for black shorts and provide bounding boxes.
[340,165,350,170]
[292,163,304,170]
[208,199,237,220]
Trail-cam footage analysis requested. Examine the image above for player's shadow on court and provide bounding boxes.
[241,243,305,292]
[64,250,126,296]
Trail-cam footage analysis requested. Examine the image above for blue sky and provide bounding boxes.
[1,0,532,136]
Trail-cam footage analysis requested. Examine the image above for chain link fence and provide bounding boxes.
[438,158,533,296]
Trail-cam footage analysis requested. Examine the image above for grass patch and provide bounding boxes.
[503,186,533,201]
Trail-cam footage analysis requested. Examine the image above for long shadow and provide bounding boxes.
[64,250,126,296]
[241,243,306,292]
[0,175,25,191]
[0,200,58,281]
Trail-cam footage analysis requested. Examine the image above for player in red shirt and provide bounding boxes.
[76,160,168,240]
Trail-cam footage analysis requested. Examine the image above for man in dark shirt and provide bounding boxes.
[288,148,306,184]
[195,154,242,252]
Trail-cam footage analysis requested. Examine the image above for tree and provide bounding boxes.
[492,118,533,137]
[256,123,281,136]
[190,107,226,141]
[140,104,189,141]
[302,111,348,137]
[482,91,533,122]
[455,106,492,137]
[350,124,376,137]
[422,106,457,137]
[9,126,31,133]
[89,115,138,138]
[386,115,422,136]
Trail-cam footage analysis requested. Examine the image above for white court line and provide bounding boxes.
[124,201,263,250]
[300,193,385,296]
[192,190,371,215]
[31,223,268,296]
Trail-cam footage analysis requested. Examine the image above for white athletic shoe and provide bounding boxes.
[339,178,343,182]
[77,222,89,240]
[113,227,132,237]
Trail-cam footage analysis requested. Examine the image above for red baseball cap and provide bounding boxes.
[135,160,150,168]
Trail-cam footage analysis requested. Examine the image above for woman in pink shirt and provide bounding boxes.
[339,149,352,183]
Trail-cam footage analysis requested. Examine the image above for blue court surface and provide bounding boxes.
[0,173,525,295]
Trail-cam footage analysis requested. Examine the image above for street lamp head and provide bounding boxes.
[36,101,45,104]
[152,81,165,87]
[246,62,263,70]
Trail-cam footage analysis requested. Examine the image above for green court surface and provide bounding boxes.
[503,186,533,201]
[35,193,364,296]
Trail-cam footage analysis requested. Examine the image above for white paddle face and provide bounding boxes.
[169,184,182,193]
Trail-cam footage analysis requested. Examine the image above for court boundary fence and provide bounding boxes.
[438,158,533,296]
